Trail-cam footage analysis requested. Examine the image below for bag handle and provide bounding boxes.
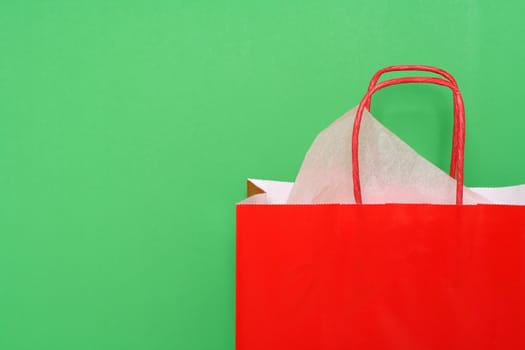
[365,65,460,178]
[352,76,465,205]
[366,65,458,106]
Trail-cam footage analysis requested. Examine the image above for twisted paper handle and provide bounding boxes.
[352,73,465,204]
[365,65,461,178]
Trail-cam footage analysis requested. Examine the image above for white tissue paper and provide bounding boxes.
[242,108,525,205]
[288,107,487,204]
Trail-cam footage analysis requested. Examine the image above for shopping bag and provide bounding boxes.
[236,65,525,350]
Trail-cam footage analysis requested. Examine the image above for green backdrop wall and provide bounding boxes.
[1,1,524,349]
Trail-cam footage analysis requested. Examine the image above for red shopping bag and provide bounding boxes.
[236,66,525,349]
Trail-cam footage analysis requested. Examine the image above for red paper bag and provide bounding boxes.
[236,66,525,349]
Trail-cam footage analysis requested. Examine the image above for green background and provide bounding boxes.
[1,1,524,349]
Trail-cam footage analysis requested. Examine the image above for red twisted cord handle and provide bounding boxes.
[365,65,460,178]
[352,76,465,205]
[366,65,458,104]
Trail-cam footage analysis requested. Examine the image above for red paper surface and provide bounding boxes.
[236,204,525,349]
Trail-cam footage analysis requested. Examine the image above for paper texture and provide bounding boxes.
[470,185,525,205]
[240,179,525,205]
[240,108,525,205]
[286,107,489,204]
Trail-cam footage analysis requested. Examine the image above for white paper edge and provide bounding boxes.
[238,179,525,205]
